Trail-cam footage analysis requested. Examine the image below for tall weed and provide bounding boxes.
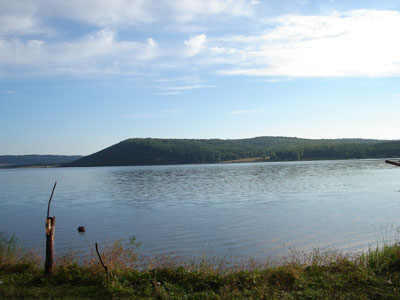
[0,231,40,267]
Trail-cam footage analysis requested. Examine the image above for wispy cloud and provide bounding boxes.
[154,84,216,95]
[154,78,187,83]
[216,10,400,77]
[154,91,182,96]
[265,78,292,83]
[160,84,216,91]
[167,0,253,22]
[184,34,206,57]
[0,0,255,78]
[0,14,43,36]
[5,90,18,94]
[3,3,400,80]
[228,108,265,115]
[253,78,293,83]
[0,29,159,76]
[0,0,254,34]
[123,110,180,118]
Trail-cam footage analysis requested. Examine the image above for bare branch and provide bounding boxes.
[47,182,57,218]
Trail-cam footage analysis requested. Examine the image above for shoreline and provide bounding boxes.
[2,156,399,169]
[2,232,400,299]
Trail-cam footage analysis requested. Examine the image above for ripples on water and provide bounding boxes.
[0,159,399,261]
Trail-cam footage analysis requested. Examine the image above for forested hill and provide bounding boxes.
[66,137,400,167]
[0,155,82,167]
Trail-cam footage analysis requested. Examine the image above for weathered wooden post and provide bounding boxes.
[45,182,57,277]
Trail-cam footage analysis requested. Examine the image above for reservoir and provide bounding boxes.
[1,159,399,261]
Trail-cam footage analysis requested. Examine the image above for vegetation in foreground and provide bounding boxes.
[2,233,400,299]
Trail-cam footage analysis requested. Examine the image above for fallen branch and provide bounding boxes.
[95,243,109,281]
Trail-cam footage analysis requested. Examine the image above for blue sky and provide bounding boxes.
[1,0,400,155]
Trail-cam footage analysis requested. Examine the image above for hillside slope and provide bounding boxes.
[66,137,400,167]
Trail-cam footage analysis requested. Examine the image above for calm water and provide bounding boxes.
[1,159,400,261]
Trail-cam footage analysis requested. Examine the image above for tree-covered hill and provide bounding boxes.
[270,140,400,161]
[66,137,400,167]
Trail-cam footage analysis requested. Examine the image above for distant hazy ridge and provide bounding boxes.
[0,155,82,167]
[66,136,400,167]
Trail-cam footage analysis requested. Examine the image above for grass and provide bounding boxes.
[2,233,400,299]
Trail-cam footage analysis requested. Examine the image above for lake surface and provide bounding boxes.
[1,159,400,262]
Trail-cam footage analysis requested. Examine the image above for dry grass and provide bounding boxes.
[3,233,400,299]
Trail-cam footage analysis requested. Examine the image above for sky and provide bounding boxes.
[2,0,400,155]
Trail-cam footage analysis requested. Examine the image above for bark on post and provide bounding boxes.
[45,182,57,277]
[45,216,55,277]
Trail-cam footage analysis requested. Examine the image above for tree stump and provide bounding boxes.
[45,216,55,277]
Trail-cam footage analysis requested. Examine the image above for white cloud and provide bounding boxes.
[184,34,207,57]
[0,29,158,75]
[216,10,400,77]
[37,0,154,28]
[3,5,400,80]
[0,14,41,36]
[0,0,254,34]
[228,108,265,115]
[169,0,253,22]
[0,0,253,77]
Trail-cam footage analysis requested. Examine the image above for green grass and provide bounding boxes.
[2,233,400,299]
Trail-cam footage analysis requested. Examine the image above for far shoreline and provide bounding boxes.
[2,157,398,170]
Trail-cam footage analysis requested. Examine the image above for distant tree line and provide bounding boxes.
[270,141,400,161]
[67,137,400,167]
[0,155,82,167]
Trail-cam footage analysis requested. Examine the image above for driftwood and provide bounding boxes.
[45,182,57,277]
[385,160,400,167]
